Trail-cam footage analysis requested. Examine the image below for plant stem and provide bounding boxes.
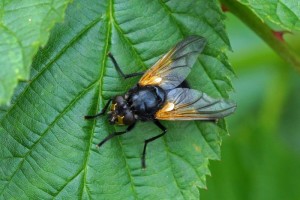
[220,0,300,72]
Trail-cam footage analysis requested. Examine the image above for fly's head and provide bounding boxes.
[108,96,136,125]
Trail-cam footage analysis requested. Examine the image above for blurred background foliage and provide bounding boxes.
[202,13,300,200]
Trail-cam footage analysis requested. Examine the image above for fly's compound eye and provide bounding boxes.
[115,111,136,125]
[123,111,136,125]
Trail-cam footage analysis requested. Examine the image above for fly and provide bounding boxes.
[85,36,236,168]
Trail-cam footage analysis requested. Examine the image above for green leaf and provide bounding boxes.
[0,0,72,105]
[237,0,300,31]
[0,0,234,199]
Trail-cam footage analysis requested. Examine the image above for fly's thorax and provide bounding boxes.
[127,85,166,120]
[108,96,136,125]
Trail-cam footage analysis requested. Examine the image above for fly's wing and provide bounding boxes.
[139,36,206,90]
[155,88,236,120]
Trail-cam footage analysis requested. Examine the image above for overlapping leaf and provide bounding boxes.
[238,0,300,31]
[0,0,234,199]
[0,0,72,105]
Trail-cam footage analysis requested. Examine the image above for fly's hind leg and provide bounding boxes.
[141,120,167,169]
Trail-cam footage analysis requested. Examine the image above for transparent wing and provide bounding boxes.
[155,88,236,120]
[139,36,206,90]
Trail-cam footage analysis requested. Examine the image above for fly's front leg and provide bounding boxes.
[97,123,136,147]
[107,52,144,79]
[141,120,167,169]
[84,98,112,119]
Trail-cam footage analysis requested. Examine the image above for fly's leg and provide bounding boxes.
[141,120,167,169]
[84,99,112,119]
[108,52,144,79]
[97,123,136,147]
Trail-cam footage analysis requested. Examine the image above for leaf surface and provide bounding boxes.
[0,0,234,199]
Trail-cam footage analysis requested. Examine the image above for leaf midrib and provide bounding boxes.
[80,0,113,198]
